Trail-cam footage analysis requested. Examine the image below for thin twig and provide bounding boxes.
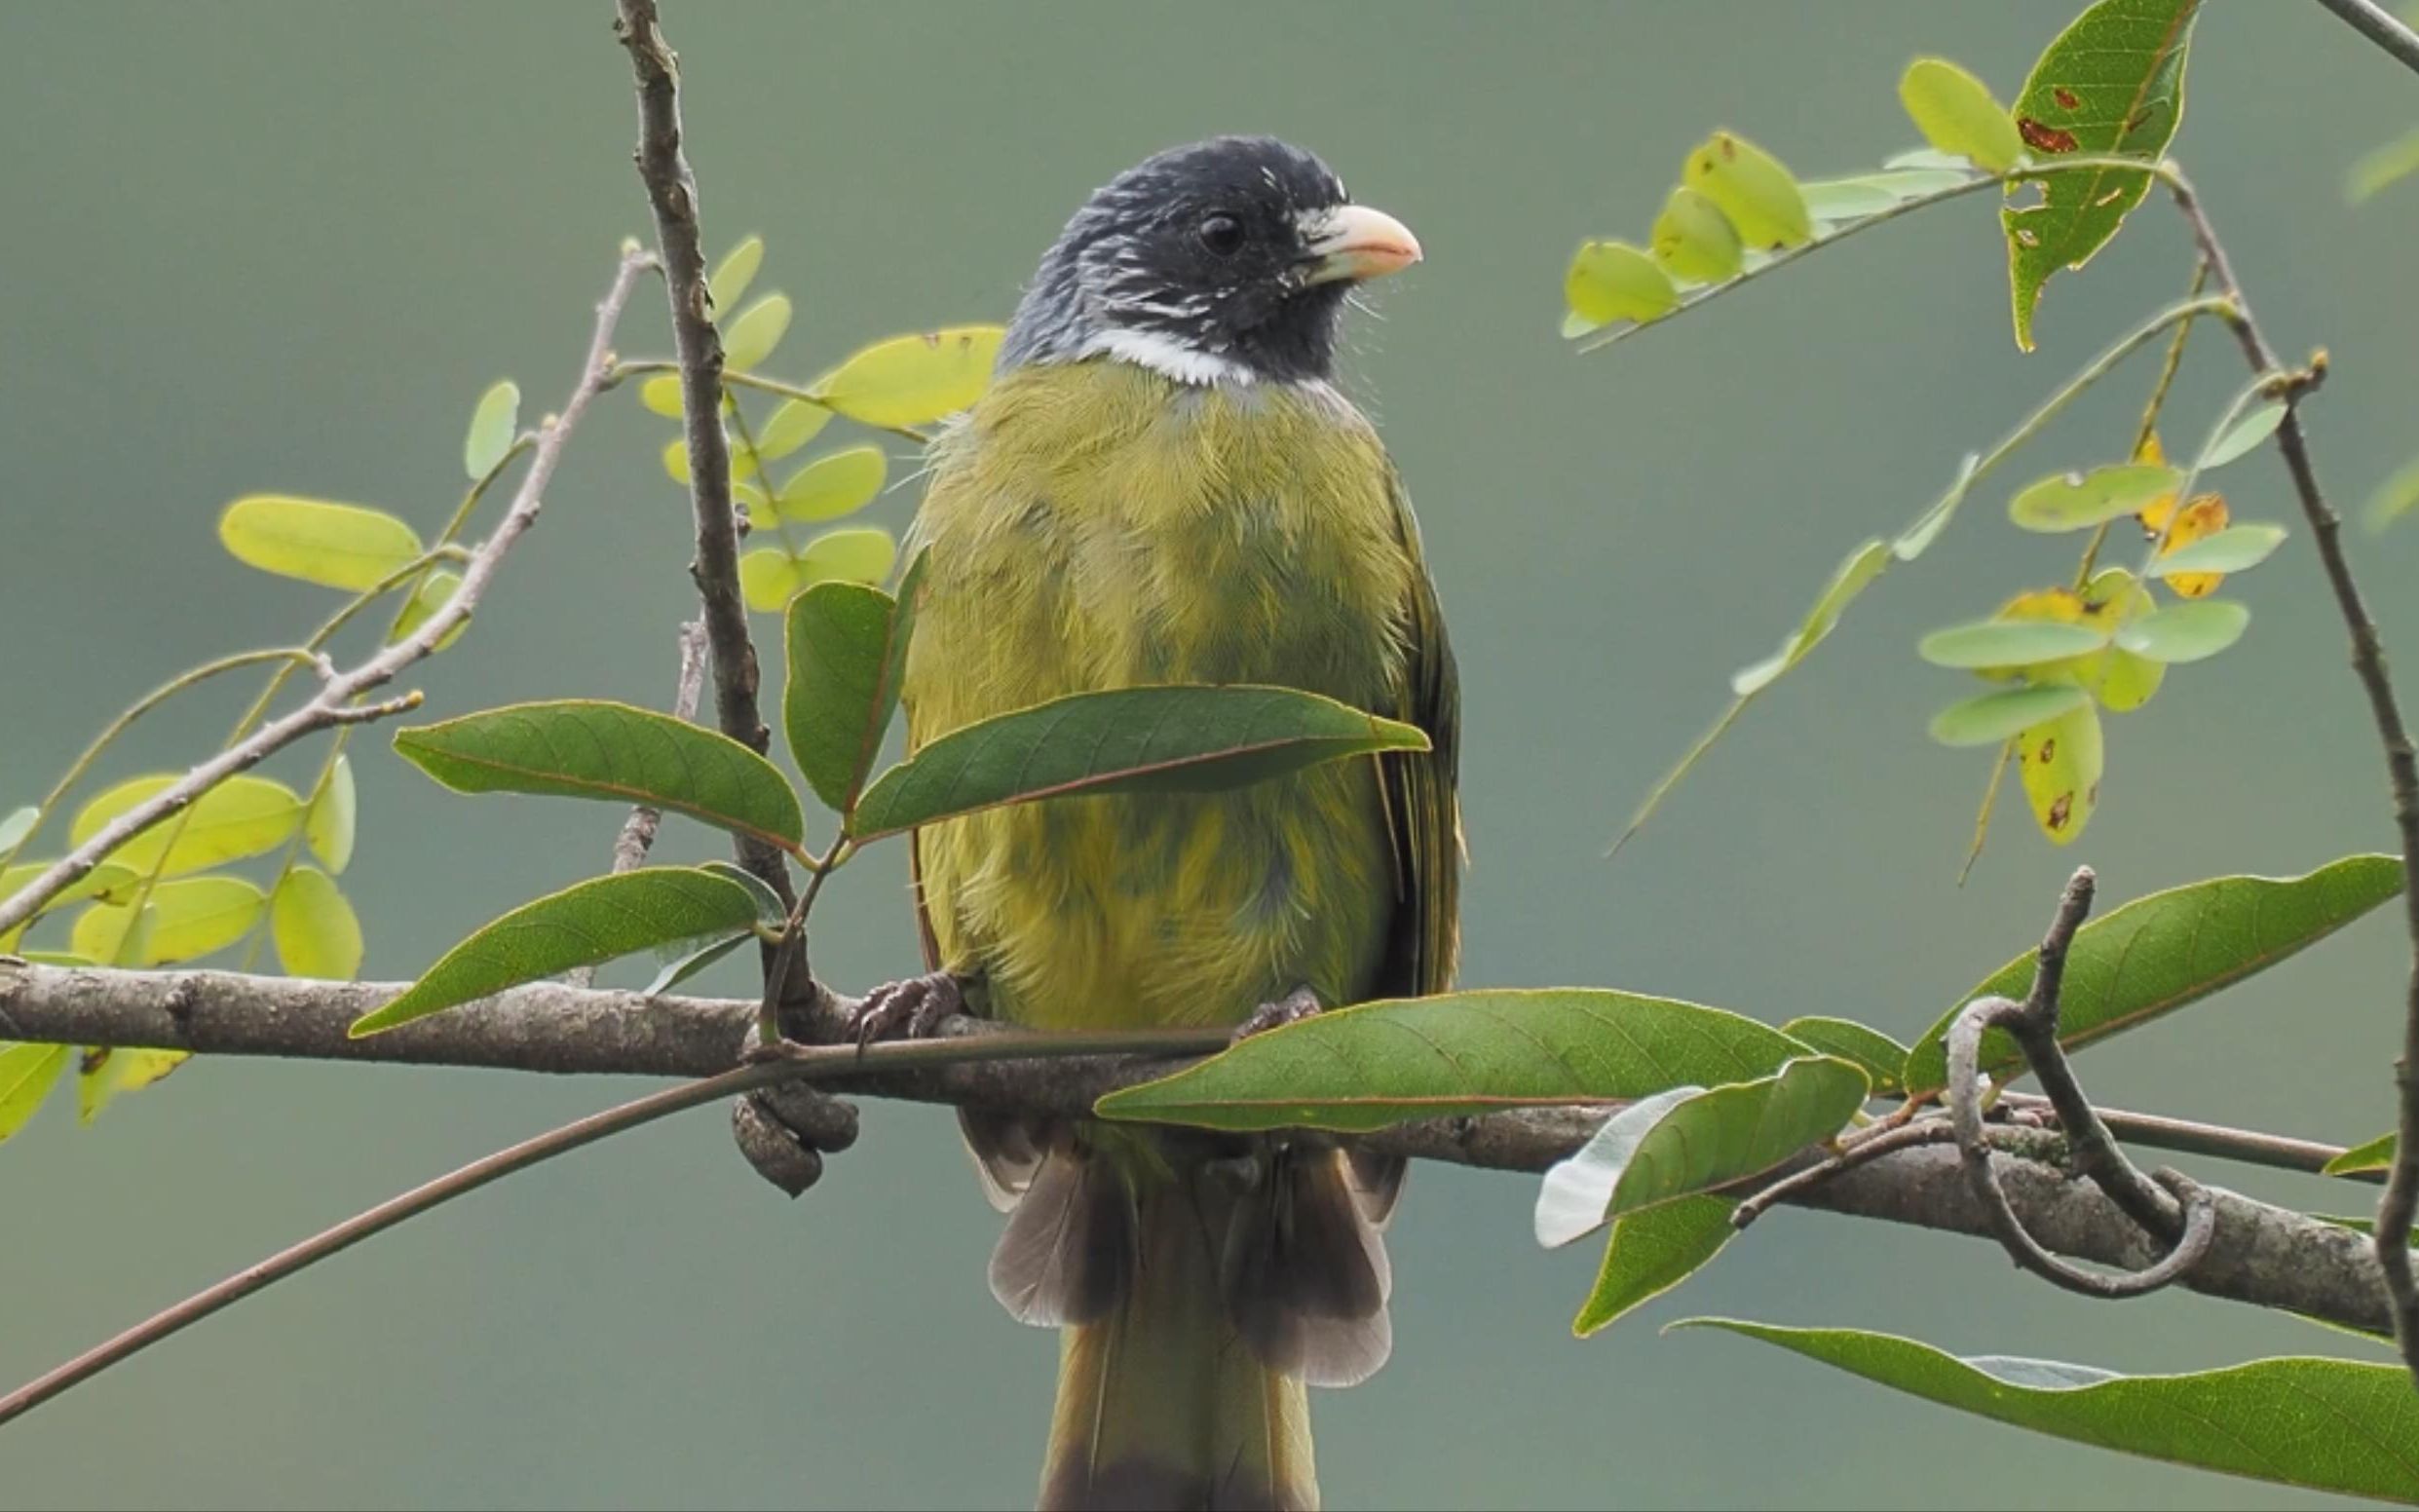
[610,619,707,877]
[1732,1119,1966,1227]
[2315,0,2419,76]
[616,0,795,913]
[0,248,656,939]
[2072,256,2211,586]
[2160,168,2419,1383]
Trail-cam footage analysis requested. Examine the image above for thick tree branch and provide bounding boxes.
[0,960,2391,1336]
[0,246,655,940]
[615,0,794,911]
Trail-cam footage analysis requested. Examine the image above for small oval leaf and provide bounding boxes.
[70,774,304,878]
[463,380,520,479]
[798,527,898,588]
[1565,241,1678,330]
[1898,57,2022,172]
[639,374,686,417]
[0,806,36,856]
[754,397,834,462]
[2114,599,2249,662]
[2199,401,2286,471]
[775,446,888,523]
[1682,132,1812,251]
[2149,523,2284,577]
[722,293,793,373]
[77,877,265,965]
[739,547,807,613]
[272,865,363,980]
[1927,684,2089,747]
[1648,187,1742,284]
[707,235,765,312]
[2008,464,2182,532]
[784,562,921,815]
[2016,699,2103,845]
[217,497,425,591]
[305,755,357,876]
[1918,619,2109,669]
[811,326,1005,430]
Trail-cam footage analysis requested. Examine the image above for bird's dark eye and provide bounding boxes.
[1194,212,1246,257]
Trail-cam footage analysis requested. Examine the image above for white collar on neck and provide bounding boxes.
[1078,326,1257,387]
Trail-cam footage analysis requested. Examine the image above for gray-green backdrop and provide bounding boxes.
[4,3,2415,1507]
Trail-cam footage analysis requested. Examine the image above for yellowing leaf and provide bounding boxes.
[463,379,520,479]
[722,293,793,372]
[1648,187,1742,284]
[1565,242,1679,331]
[739,547,807,613]
[217,497,424,591]
[2150,493,2229,597]
[798,527,898,587]
[272,865,364,979]
[78,1046,186,1125]
[1682,132,1812,251]
[707,235,766,312]
[755,397,834,461]
[639,374,686,416]
[1899,57,2023,172]
[70,774,304,878]
[811,326,1005,430]
[2076,569,2166,712]
[0,1042,72,1144]
[76,876,265,965]
[2017,699,2102,844]
[306,754,358,874]
[775,445,888,523]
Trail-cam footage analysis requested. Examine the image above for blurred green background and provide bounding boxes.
[4,3,2416,1507]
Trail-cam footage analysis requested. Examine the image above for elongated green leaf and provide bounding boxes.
[850,684,1425,843]
[1535,1057,1868,1245]
[1572,1195,1738,1338]
[1918,619,2108,669]
[1677,1320,2419,1504]
[755,397,832,461]
[305,755,358,874]
[2116,599,2248,662]
[1927,684,2089,747]
[2150,524,2284,577]
[1800,170,1975,223]
[1778,1016,1910,1097]
[2003,0,2200,350]
[775,446,888,523]
[393,699,805,851]
[0,1041,72,1144]
[272,865,363,980]
[70,774,303,878]
[707,235,765,312]
[798,527,897,587]
[811,326,1005,429]
[1682,132,1811,251]
[2199,401,2286,471]
[1648,186,1741,284]
[463,379,519,479]
[0,806,35,855]
[2008,464,2181,531]
[217,496,425,590]
[353,866,764,1037]
[2367,457,2419,533]
[1565,241,1678,332]
[1905,854,2404,1094]
[785,578,902,813]
[1894,452,1982,561]
[2325,1131,2396,1177]
[1899,57,2022,172]
[723,293,792,372]
[641,929,754,998]
[1096,988,1806,1134]
[2350,127,2419,205]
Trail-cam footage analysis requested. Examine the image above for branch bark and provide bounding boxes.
[2315,0,2419,76]
[0,960,2391,1336]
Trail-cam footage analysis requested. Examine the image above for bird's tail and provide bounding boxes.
[982,1130,1393,1512]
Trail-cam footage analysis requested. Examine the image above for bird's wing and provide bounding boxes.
[1375,465,1463,1002]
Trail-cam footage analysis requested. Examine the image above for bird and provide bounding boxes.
[887,134,1460,1511]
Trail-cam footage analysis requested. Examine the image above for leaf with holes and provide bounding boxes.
[1903,854,2404,1094]
[394,699,805,852]
[1096,988,1807,1134]
[353,866,766,1036]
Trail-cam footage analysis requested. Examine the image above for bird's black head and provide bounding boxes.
[1001,136,1420,386]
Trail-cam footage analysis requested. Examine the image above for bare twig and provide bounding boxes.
[615,0,795,912]
[609,619,707,876]
[0,247,656,939]
[2315,0,2419,76]
[2160,170,2419,1382]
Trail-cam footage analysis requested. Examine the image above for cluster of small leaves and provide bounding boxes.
[637,236,1005,612]
[355,561,1428,1037]
[1094,852,2408,1499]
[0,383,521,1142]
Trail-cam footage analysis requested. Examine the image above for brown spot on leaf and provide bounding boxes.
[2019,118,2080,154]
[79,1046,111,1076]
[2088,781,2100,806]
[2053,87,2081,110]
[1719,134,1738,162]
[2047,792,2073,830]
[920,332,943,349]
[2037,737,2057,763]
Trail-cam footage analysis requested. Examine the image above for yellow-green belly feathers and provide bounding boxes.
[905,359,1417,1033]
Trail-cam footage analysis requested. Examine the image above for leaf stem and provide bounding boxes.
[610,359,933,446]
[2074,257,2211,586]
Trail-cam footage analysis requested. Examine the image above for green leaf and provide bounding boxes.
[1893,453,1983,561]
[1927,684,2089,747]
[1777,1016,1910,1097]
[353,866,765,1037]
[2003,0,2201,350]
[810,326,1005,430]
[1648,187,1742,284]
[1884,146,1980,171]
[77,1046,186,1125]
[70,773,304,878]
[2150,524,2285,577]
[76,877,264,965]
[775,445,888,523]
[642,928,755,998]
[1904,854,2404,1094]
[798,527,897,587]
[739,547,807,612]
[0,862,143,949]
[1899,57,2023,172]
[271,865,363,979]
[722,293,792,372]
[1675,1320,2419,1505]
[0,805,35,855]
[2349,127,2419,205]
[305,755,358,875]
[0,1041,72,1144]
[2366,456,2419,533]
[755,397,833,462]
[217,496,425,591]
[707,235,765,312]
[463,379,519,479]
[388,568,468,651]
[1096,988,1807,1134]
[393,699,806,852]
[661,435,760,487]
[2325,1131,2396,1178]
[1535,1057,1868,1245]
[2007,464,2182,532]
[1682,132,1812,251]
[783,557,924,816]
[2115,599,2248,662]
[1564,242,1678,331]
[850,685,1427,844]
[1572,1195,1738,1338]
[2199,401,2286,471]
[1917,618,2109,669]
[639,374,685,417]
[1800,170,1975,223]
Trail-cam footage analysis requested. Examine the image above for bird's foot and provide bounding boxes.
[846,969,966,1050]
[1233,985,1323,1045]
[732,1015,862,1199]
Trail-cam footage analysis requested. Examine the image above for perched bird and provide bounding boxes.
[894,135,1460,1511]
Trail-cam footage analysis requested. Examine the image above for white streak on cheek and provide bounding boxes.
[1080,327,1257,387]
